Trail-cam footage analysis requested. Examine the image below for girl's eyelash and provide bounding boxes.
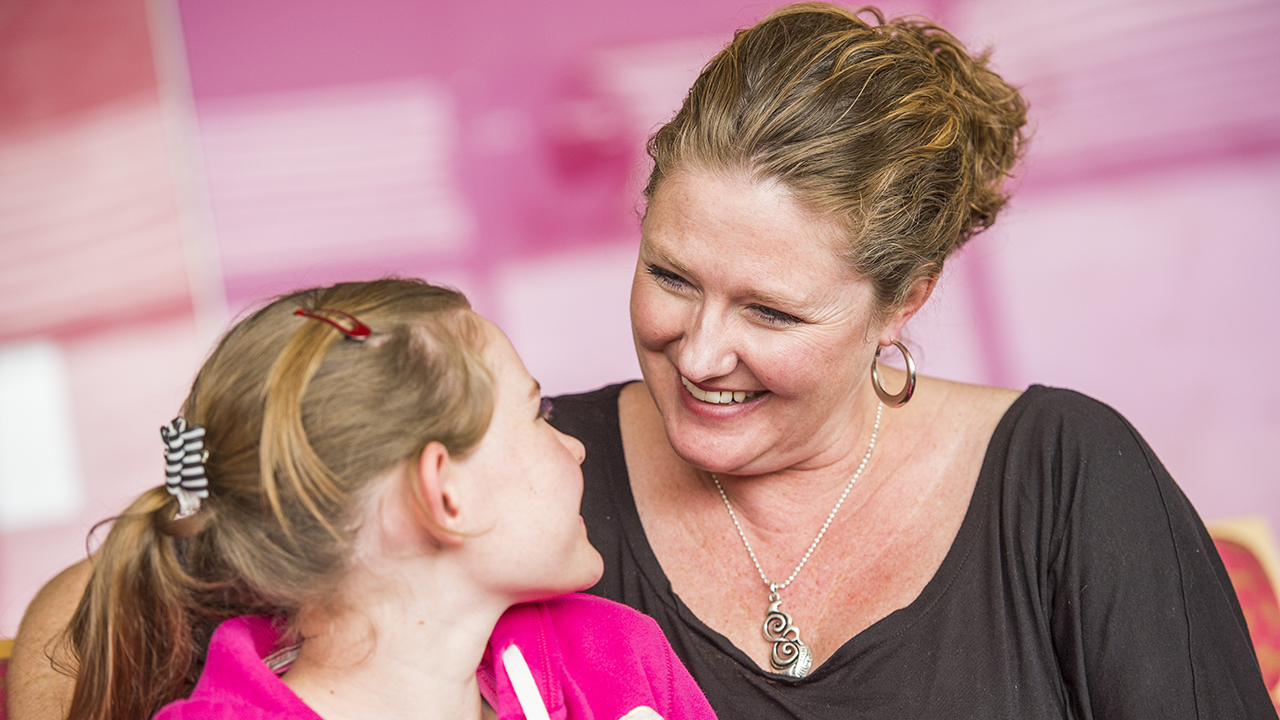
[538,397,554,421]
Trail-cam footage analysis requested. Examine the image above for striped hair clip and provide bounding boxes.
[161,417,209,519]
[295,308,371,341]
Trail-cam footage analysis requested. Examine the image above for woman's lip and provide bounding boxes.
[680,376,768,405]
[677,380,766,419]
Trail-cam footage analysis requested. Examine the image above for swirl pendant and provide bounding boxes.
[712,403,883,681]
[763,590,812,677]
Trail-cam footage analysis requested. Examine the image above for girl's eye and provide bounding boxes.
[752,305,802,326]
[538,397,554,421]
[646,264,688,289]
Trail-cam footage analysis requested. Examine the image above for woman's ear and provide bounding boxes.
[412,441,466,545]
[880,273,938,345]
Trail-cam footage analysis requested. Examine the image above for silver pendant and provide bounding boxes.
[762,594,812,678]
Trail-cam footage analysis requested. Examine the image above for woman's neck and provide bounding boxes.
[282,564,506,720]
[620,379,898,560]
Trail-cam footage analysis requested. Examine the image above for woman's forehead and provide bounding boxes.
[646,168,846,242]
[647,176,853,259]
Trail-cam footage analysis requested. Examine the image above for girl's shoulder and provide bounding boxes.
[489,595,717,720]
[153,698,282,720]
[495,594,669,662]
[153,616,317,720]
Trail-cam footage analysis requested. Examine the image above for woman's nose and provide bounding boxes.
[677,308,738,381]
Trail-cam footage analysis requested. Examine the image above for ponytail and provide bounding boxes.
[65,488,217,720]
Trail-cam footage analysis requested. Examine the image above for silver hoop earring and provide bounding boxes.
[871,340,916,407]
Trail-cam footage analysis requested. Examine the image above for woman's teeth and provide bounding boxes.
[682,377,762,405]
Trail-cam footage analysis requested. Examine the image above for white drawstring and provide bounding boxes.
[501,644,551,720]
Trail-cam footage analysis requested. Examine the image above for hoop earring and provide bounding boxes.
[871,340,916,407]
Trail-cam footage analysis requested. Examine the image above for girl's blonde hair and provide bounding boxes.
[646,2,1029,322]
[64,278,494,720]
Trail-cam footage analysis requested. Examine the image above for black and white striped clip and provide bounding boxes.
[161,417,209,519]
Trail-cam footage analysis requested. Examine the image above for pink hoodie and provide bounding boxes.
[154,594,717,720]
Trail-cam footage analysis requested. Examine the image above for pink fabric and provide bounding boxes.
[152,616,319,719]
[478,594,717,720]
[153,594,716,719]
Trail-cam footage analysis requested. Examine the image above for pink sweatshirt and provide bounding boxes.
[153,594,717,719]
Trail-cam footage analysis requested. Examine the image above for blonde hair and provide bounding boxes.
[645,2,1028,320]
[64,278,495,720]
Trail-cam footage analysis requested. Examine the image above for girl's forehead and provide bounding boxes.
[476,318,533,386]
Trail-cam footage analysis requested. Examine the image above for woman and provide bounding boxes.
[539,4,1275,718]
[8,3,1273,719]
[25,279,716,720]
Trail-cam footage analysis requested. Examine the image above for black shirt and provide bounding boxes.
[550,383,1276,719]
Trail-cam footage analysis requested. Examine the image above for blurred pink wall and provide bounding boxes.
[1,0,1277,637]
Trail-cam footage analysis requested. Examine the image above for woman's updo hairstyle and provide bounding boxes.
[645,2,1028,319]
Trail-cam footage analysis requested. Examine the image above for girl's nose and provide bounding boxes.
[555,427,586,464]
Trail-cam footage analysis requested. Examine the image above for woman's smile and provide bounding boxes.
[681,376,767,405]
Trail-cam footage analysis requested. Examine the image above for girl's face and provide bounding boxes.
[456,319,603,602]
[630,167,888,477]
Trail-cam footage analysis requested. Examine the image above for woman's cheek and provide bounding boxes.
[630,285,682,351]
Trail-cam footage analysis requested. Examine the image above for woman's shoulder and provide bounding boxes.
[974,382,1182,534]
[991,382,1147,451]
[913,374,1022,416]
[912,377,1157,478]
[910,375,1136,439]
[892,375,1022,458]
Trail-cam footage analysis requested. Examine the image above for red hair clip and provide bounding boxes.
[294,308,371,341]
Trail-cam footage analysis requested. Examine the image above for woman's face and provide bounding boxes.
[456,319,603,601]
[630,168,889,476]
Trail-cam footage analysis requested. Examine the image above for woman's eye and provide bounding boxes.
[646,264,688,289]
[538,397,554,421]
[752,305,802,326]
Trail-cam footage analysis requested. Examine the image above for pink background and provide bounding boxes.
[1,0,1278,636]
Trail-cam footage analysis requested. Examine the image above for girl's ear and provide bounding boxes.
[414,441,466,545]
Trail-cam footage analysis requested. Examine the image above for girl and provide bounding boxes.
[64,279,715,720]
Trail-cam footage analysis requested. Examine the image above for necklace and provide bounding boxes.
[712,402,882,678]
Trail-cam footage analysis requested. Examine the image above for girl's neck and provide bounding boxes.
[282,568,507,720]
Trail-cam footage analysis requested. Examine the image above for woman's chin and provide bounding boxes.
[662,428,756,477]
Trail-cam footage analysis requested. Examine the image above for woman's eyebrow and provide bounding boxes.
[750,287,812,310]
[645,246,689,274]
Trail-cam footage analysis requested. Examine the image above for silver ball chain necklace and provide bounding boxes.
[711,401,882,678]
